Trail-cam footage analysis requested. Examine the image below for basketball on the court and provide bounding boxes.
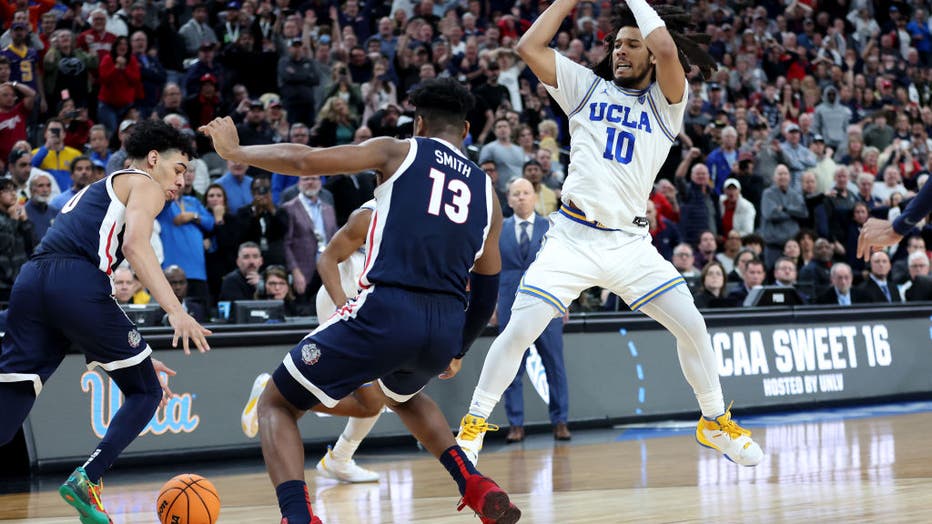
[156,474,221,524]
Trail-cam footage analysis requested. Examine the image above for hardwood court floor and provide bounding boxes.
[3,402,932,523]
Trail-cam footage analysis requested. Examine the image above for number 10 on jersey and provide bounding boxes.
[602,127,636,165]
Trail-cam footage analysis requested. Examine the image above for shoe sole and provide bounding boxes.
[481,490,511,520]
[316,460,379,483]
[696,436,760,467]
[497,505,522,524]
[241,374,271,437]
[59,484,111,524]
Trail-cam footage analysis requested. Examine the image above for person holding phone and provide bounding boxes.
[31,118,83,191]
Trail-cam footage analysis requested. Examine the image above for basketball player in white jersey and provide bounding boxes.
[242,201,383,483]
[456,0,763,467]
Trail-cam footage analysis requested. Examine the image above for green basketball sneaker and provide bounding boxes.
[59,467,113,524]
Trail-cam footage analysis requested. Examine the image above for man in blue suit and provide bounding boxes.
[498,178,570,443]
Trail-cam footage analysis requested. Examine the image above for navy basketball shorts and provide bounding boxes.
[273,285,465,411]
[0,258,152,396]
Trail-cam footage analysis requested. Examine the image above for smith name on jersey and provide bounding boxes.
[358,137,493,303]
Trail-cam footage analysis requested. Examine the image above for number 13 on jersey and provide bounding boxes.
[428,168,471,223]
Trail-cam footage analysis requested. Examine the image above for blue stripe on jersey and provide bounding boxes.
[34,170,148,275]
[645,93,676,143]
[569,77,602,117]
[359,137,491,302]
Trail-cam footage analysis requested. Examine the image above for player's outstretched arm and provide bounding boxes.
[627,0,685,104]
[318,207,372,308]
[858,171,932,259]
[123,179,212,354]
[199,117,407,177]
[515,0,582,87]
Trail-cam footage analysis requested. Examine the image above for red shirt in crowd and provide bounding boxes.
[97,54,142,108]
[0,101,29,165]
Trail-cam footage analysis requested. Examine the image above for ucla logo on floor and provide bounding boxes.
[81,370,199,438]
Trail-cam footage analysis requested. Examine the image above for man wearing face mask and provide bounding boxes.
[236,177,287,267]
[282,175,337,303]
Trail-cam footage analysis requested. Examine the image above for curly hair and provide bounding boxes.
[592,4,717,82]
[409,77,475,133]
[124,119,195,160]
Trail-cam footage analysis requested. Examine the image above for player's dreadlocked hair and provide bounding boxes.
[592,3,717,82]
[410,77,476,132]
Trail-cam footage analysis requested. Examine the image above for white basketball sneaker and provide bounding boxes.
[316,449,379,483]
[241,373,271,438]
[696,402,764,466]
[455,415,499,466]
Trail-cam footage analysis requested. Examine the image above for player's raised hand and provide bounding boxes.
[857,218,902,261]
[198,117,240,160]
[151,358,177,408]
[438,357,462,380]
[168,311,212,355]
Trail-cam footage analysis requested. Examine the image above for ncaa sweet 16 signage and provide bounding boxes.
[615,314,932,415]
[711,323,892,398]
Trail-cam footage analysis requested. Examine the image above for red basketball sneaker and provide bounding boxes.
[457,475,521,523]
[281,517,322,524]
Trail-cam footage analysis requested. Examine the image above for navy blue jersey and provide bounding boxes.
[34,169,150,276]
[359,137,493,302]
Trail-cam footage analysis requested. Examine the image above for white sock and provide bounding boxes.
[469,296,557,419]
[468,388,501,420]
[638,287,725,419]
[330,413,380,462]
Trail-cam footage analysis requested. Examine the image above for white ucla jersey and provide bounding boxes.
[543,50,687,235]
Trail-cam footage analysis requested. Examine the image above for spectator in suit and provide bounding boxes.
[693,260,736,309]
[727,248,757,284]
[283,175,338,303]
[799,238,834,297]
[890,235,926,284]
[772,256,808,303]
[236,177,288,267]
[219,241,263,303]
[647,199,680,261]
[900,251,932,301]
[815,263,866,306]
[162,265,207,323]
[727,257,765,305]
[498,178,570,443]
[857,251,900,303]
